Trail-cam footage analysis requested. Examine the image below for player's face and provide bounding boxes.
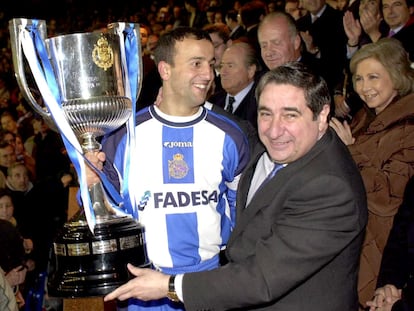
[167,38,215,110]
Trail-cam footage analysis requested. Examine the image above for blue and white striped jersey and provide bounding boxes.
[105,105,250,273]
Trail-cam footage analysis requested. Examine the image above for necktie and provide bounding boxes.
[226,96,235,113]
[246,162,284,206]
[388,30,395,37]
[260,162,284,189]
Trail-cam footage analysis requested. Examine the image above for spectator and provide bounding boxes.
[381,0,414,61]
[6,162,72,272]
[0,131,36,180]
[258,11,320,73]
[343,0,388,53]
[0,188,33,258]
[138,26,162,111]
[239,0,268,67]
[184,0,209,29]
[0,73,10,109]
[0,266,19,311]
[0,142,16,185]
[203,22,232,98]
[329,38,414,308]
[297,0,348,93]
[209,42,261,128]
[345,0,414,61]
[0,218,28,310]
[31,117,71,182]
[225,9,247,41]
[285,0,306,20]
[0,110,31,144]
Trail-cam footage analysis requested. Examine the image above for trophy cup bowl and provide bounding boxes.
[9,19,150,297]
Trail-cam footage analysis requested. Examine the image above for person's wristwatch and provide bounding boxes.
[167,274,180,302]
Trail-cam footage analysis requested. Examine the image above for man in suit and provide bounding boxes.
[209,41,261,129]
[346,0,414,62]
[225,9,247,41]
[203,23,232,98]
[239,0,268,70]
[258,11,320,72]
[104,62,368,311]
[296,0,348,93]
[382,0,414,61]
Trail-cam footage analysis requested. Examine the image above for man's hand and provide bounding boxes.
[299,31,318,55]
[84,151,106,186]
[104,264,170,302]
[5,266,27,287]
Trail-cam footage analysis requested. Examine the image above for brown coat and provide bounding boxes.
[348,93,414,308]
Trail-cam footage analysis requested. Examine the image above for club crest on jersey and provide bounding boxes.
[168,153,189,179]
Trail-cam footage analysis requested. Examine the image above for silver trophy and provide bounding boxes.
[9,18,150,297]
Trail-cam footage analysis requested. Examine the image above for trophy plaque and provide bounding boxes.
[9,18,150,297]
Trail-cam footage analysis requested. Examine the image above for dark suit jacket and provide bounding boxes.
[376,176,414,311]
[208,83,258,129]
[296,5,347,92]
[230,25,247,41]
[392,16,414,62]
[182,128,368,311]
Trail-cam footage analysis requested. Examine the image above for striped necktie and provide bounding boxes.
[226,96,235,113]
[260,162,284,189]
[246,162,284,206]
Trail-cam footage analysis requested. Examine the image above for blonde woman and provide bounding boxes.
[330,38,414,309]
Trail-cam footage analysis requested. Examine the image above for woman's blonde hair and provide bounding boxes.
[350,38,414,97]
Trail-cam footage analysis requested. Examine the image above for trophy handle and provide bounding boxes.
[8,19,54,127]
[107,22,143,103]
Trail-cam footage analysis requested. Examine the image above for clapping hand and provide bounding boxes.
[343,11,361,46]
[329,117,355,145]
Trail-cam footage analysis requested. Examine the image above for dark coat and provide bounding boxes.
[376,176,414,311]
[348,93,414,305]
[0,219,25,272]
[208,83,258,129]
[392,16,414,62]
[296,5,348,92]
[182,128,368,311]
[230,25,247,41]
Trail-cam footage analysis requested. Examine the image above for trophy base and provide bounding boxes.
[48,212,150,298]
